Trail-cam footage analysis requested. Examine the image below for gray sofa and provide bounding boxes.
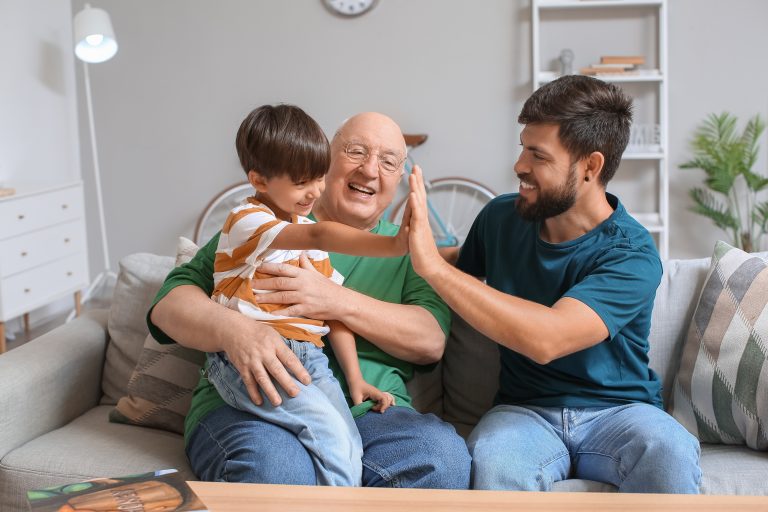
[1,252,767,511]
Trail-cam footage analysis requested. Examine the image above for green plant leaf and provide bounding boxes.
[689,188,738,231]
[755,200,768,233]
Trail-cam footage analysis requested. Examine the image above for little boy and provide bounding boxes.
[206,104,405,486]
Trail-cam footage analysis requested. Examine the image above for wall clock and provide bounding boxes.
[322,0,379,17]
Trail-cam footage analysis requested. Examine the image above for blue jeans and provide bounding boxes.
[467,403,701,493]
[205,338,362,486]
[187,404,471,488]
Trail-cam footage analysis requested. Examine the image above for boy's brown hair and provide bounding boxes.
[236,104,330,182]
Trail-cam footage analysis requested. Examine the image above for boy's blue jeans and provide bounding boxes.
[205,338,363,486]
[467,403,702,493]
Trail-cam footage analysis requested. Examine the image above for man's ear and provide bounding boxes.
[584,151,605,183]
[248,170,268,192]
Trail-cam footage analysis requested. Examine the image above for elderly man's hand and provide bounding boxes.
[254,254,347,319]
[406,166,444,279]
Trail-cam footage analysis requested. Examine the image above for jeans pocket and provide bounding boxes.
[207,356,241,409]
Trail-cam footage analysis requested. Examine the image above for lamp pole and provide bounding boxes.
[69,4,118,319]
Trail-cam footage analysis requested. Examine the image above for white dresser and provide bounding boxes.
[0,182,90,352]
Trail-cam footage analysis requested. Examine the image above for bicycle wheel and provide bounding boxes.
[388,177,496,246]
[194,182,252,245]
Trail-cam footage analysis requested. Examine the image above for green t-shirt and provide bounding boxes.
[147,219,451,445]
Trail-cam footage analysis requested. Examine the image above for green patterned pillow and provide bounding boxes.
[670,241,768,450]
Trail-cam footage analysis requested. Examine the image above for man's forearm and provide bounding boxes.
[333,287,445,365]
[421,261,606,364]
[151,285,255,352]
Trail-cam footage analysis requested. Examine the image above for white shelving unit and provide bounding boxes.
[531,0,669,258]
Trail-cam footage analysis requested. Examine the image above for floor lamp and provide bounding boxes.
[71,4,118,318]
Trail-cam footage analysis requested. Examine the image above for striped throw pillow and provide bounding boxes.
[670,241,768,450]
[109,237,205,434]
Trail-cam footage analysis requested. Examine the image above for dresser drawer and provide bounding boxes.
[0,186,84,239]
[0,220,87,277]
[0,253,88,321]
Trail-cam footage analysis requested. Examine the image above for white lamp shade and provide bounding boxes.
[73,5,118,63]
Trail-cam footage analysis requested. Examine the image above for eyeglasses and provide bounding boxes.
[342,142,405,175]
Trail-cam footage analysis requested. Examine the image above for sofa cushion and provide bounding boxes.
[0,406,194,512]
[110,333,205,434]
[101,253,176,405]
[108,238,204,434]
[670,241,768,450]
[699,444,768,495]
[441,314,500,438]
[647,256,711,405]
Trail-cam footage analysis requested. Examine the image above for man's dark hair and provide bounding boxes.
[235,104,330,182]
[518,75,633,186]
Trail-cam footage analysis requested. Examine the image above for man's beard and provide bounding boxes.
[516,163,578,222]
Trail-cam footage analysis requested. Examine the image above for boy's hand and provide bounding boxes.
[349,380,396,413]
[393,217,410,256]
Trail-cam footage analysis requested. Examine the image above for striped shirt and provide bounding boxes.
[212,197,343,347]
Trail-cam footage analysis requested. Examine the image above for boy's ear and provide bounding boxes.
[248,170,268,192]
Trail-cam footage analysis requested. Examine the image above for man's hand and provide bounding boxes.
[221,319,312,407]
[254,253,347,319]
[406,165,445,279]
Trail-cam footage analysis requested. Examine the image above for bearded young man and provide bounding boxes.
[404,75,702,493]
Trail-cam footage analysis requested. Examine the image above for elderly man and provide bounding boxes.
[149,111,470,488]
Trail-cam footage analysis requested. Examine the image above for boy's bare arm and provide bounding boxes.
[327,320,395,413]
[326,320,364,388]
[270,221,408,258]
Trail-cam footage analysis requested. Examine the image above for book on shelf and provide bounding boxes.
[27,469,207,512]
[580,66,629,75]
[600,55,646,65]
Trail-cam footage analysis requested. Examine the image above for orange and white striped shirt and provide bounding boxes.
[212,197,343,347]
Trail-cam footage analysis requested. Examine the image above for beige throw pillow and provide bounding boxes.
[669,241,768,450]
[109,237,205,434]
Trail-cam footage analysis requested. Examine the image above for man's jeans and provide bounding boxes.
[467,403,702,493]
[187,404,471,488]
[205,338,362,486]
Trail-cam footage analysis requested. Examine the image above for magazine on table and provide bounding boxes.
[26,469,207,511]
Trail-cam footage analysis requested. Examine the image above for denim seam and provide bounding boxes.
[577,450,625,481]
[361,458,397,487]
[196,419,232,482]
[536,451,569,490]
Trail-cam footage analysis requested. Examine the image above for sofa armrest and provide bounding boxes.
[0,309,109,459]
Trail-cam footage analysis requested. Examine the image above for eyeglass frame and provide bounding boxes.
[340,140,406,176]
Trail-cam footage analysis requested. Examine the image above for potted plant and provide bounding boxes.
[680,112,768,253]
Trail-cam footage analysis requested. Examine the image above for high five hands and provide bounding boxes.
[401,165,445,279]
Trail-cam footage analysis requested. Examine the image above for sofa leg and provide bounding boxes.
[0,321,5,354]
[23,313,30,335]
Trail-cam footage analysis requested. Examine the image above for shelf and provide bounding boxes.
[538,71,663,84]
[632,213,664,232]
[623,150,663,160]
[532,0,668,257]
[538,0,663,9]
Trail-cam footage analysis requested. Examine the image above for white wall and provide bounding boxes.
[71,0,768,269]
[1,0,80,187]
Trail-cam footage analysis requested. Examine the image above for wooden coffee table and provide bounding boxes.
[188,481,768,512]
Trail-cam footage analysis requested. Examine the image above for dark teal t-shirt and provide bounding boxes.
[456,192,664,409]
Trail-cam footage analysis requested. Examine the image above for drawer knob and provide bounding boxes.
[64,238,71,243]
[24,288,31,293]
[17,214,25,220]
[66,271,73,277]
[20,251,27,257]
[61,204,68,209]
